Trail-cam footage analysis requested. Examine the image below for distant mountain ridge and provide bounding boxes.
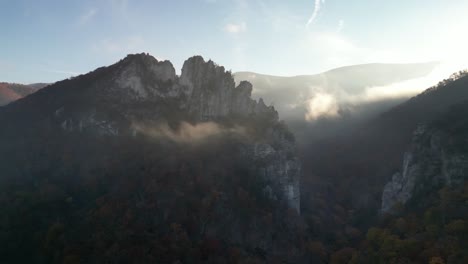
[237,61,439,81]
[235,61,440,120]
[0,82,48,106]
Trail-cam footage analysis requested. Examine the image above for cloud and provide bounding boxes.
[132,121,246,144]
[306,0,325,28]
[305,93,339,121]
[224,22,247,34]
[78,8,98,26]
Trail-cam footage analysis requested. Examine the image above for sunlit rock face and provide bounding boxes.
[107,54,179,101]
[51,53,301,212]
[381,125,468,213]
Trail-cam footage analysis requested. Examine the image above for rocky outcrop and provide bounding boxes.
[108,54,178,101]
[381,152,418,213]
[51,53,300,212]
[252,142,301,211]
[84,54,277,121]
[242,111,302,212]
[381,124,468,213]
[180,56,277,121]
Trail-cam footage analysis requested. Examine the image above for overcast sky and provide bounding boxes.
[2,0,468,83]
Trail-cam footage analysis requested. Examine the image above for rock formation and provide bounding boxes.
[381,124,468,213]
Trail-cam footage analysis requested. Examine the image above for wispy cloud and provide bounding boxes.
[78,8,98,26]
[306,0,325,28]
[224,22,247,34]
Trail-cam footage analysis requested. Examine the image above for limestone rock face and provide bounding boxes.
[381,125,468,213]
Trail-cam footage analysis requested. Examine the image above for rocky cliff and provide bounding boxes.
[381,123,468,213]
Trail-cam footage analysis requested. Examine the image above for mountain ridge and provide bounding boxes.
[235,61,439,79]
[0,82,48,106]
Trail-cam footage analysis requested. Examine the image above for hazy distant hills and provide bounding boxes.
[0,82,48,106]
[235,62,439,120]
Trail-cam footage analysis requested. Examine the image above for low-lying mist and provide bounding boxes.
[132,121,247,144]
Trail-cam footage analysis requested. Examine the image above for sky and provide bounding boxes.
[2,0,468,83]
